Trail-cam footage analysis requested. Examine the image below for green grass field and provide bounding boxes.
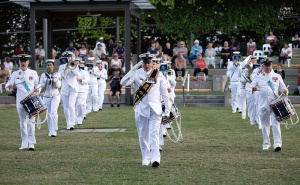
[0,106,299,184]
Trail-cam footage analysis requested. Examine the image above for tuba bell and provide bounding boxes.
[67,60,78,70]
[241,55,253,83]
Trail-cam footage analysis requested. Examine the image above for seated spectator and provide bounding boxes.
[298,69,300,92]
[0,62,9,84]
[179,41,188,59]
[52,47,57,60]
[162,42,173,61]
[193,54,208,78]
[78,43,88,61]
[147,41,159,57]
[85,50,96,63]
[111,53,122,70]
[14,43,25,56]
[107,39,116,57]
[292,33,300,48]
[229,38,240,52]
[66,41,77,54]
[188,40,203,68]
[221,41,232,68]
[266,31,280,56]
[155,40,162,57]
[274,63,285,80]
[95,37,106,51]
[246,38,256,56]
[278,42,292,65]
[115,41,125,60]
[205,42,216,68]
[171,41,181,64]
[174,52,186,81]
[214,42,222,56]
[3,57,13,76]
[108,69,122,107]
[35,43,45,67]
[94,43,107,60]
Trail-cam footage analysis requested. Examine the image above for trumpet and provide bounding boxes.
[67,61,78,70]
[167,69,175,76]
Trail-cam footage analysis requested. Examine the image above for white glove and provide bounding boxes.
[162,109,170,118]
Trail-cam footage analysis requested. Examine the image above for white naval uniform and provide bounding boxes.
[97,68,108,110]
[251,70,287,150]
[76,67,90,124]
[58,64,80,129]
[238,67,247,119]
[40,71,61,136]
[5,69,39,147]
[251,68,263,128]
[87,66,100,112]
[227,61,240,112]
[121,68,169,165]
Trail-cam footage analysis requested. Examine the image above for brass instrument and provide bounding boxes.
[241,55,253,83]
[67,60,78,70]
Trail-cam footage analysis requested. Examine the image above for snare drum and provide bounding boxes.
[20,92,47,118]
[162,101,181,124]
[270,95,296,122]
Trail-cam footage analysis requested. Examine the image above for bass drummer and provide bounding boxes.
[251,58,288,152]
[5,54,40,150]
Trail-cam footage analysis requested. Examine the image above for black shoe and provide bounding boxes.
[70,127,74,130]
[28,147,35,151]
[51,135,56,137]
[152,161,160,167]
[99,108,102,111]
[84,116,86,119]
[163,134,166,138]
[117,104,120,107]
[274,147,281,152]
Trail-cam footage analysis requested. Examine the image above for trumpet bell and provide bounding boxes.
[68,61,78,70]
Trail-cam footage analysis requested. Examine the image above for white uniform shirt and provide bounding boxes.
[40,72,61,97]
[98,68,108,84]
[121,68,169,117]
[95,41,106,50]
[88,66,101,85]
[78,67,90,93]
[58,64,80,95]
[227,61,240,82]
[5,69,39,108]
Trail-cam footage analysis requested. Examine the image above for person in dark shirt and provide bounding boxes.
[115,41,125,60]
[107,39,116,57]
[221,41,232,68]
[108,69,122,107]
[147,41,159,57]
[274,63,285,80]
[162,42,173,61]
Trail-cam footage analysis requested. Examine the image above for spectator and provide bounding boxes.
[0,62,9,84]
[188,40,203,68]
[278,42,292,65]
[52,48,57,60]
[78,43,88,61]
[94,43,107,60]
[35,43,45,67]
[147,41,159,57]
[95,37,106,51]
[298,69,300,92]
[3,57,13,76]
[221,41,232,68]
[108,69,122,107]
[85,50,96,63]
[115,41,125,60]
[14,43,25,55]
[246,38,256,56]
[266,31,280,56]
[162,42,173,61]
[107,39,116,57]
[193,54,208,78]
[205,42,216,68]
[274,63,285,80]
[229,38,240,52]
[174,52,186,81]
[111,53,122,70]
[179,41,188,59]
[171,41,181,64]
[155,40,163,57]
[65,41,77,54]
[214,42,222,56]
[292,33,300,48]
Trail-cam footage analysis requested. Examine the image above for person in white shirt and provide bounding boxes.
[3,57,13,76]
[94,44,107,61]
[95,37,106,51]
[40,59,61,137]
[5,54,40,150]
[278,42,292,65]
[75,57,90,125]
[96,60,108,110]
[251,58,288,151]
[121,53,169,167]
[58,52,80,130]
[86,57,101,113]
[227,58,240,113]
[35,43,46,67]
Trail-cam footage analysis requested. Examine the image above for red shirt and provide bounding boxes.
[196,58,206,69]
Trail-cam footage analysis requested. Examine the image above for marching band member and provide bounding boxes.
[121,53,169,167]
[227,58,240,113]
[5,54,39,150]
[86,57,101,113]
[75,57,90,125]
[58,52,80,130]
[238,60,247,119]
[96,60,108,110]
[40,59,61,137]
[251,58,288,151]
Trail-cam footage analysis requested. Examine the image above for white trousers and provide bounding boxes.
[230,82,239,111]
[17,108,36,145]
[87,84,98,112]
[61,88,78,129]
[246,90,255,123]
[97,82,106,109]
[239,88,247,119]
[43,95,60,135]
[76,92,88,123]
[135,109,161,164]
[259,109,282,149]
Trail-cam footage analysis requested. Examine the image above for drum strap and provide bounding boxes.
[134,69,159,108]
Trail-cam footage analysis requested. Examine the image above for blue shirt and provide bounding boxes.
[147,47,158,55]
[191,45,203,57]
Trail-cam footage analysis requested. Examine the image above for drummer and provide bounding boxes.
[40,59,61,137]
[5,54,40,150]
[251,58,288,152]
